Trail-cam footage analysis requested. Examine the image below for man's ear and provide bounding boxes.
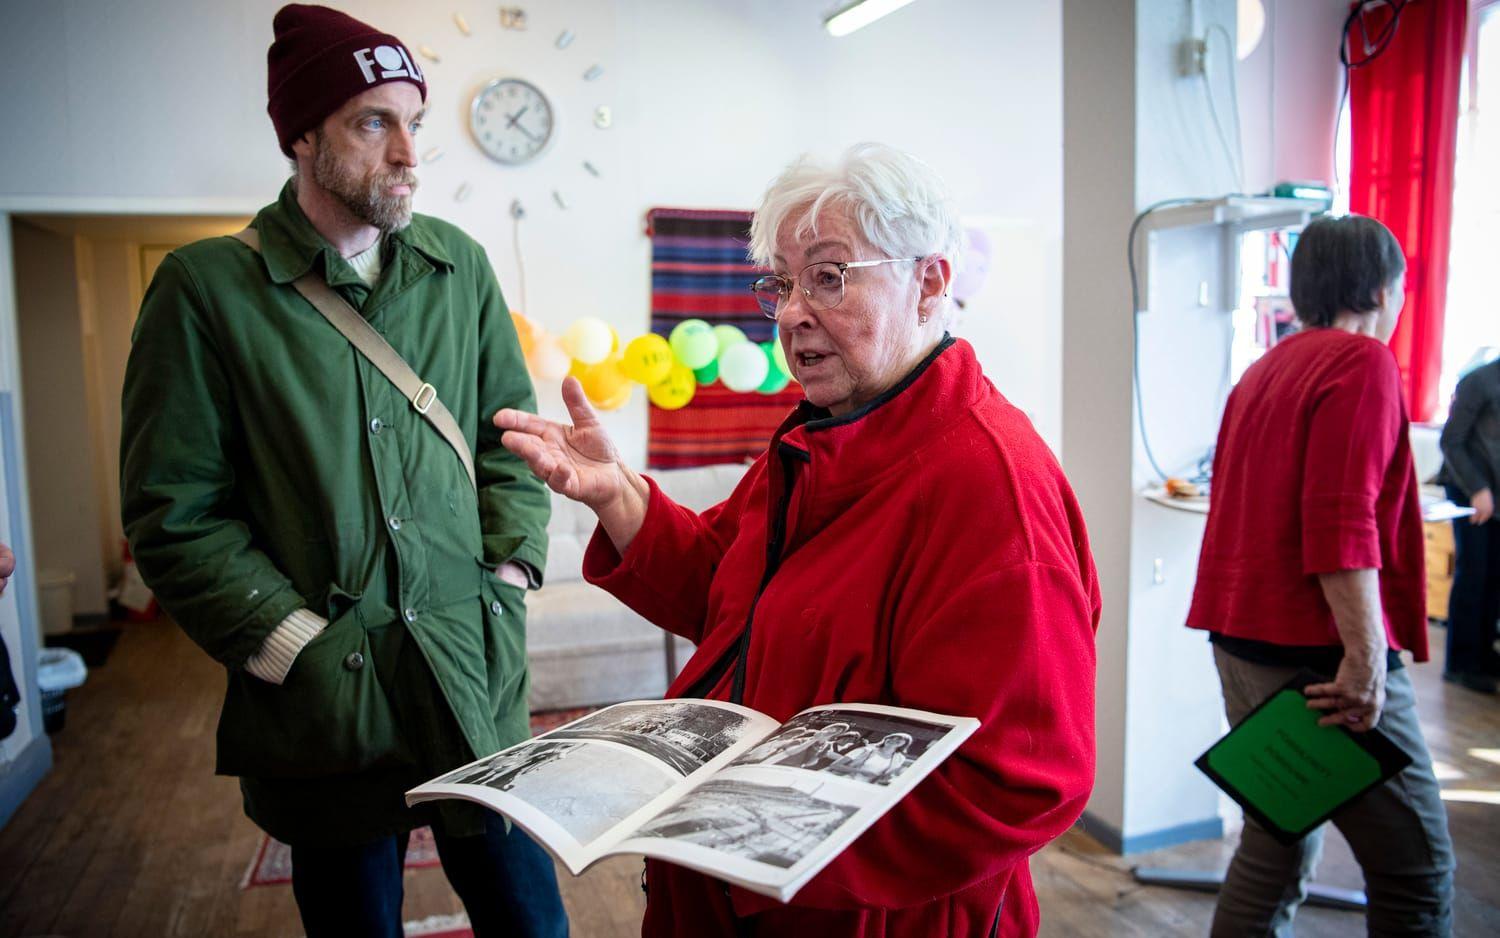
[916,255,952,321]
[290,128,318,162]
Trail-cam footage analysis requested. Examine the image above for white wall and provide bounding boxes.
[1069,0,1349,850]
[1062,0,1140,846]
[0,217,48,783]
[77,238,141,583]
[1238,0,1349,194]
[13,222,109,619]
[0,0,1064,465]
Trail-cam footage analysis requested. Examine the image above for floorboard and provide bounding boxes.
[0,620,1493,937]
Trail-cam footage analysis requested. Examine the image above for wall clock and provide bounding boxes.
[469,77,555,166]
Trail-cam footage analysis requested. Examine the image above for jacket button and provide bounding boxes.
[343,651,365,671]
[490,600,504,616]
[404,608,418,623]
[388,516,401,531]
[369,418,382,434]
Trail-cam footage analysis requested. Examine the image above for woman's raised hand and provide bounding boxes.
[494,377,631,509]
[495,378,651,553]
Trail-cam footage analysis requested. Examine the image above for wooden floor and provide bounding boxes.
[0,620,1494,937]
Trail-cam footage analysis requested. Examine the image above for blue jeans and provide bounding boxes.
[290,813,568,938]
[1444,483,1500,677]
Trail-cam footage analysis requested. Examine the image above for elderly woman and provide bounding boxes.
[1187,215,1454,935]
[495,144,1099,938]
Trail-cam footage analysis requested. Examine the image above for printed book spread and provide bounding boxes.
[406,699,979,902]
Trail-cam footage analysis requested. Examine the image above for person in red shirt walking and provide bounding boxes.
[496,144,1100,938]
[1187,215,1454,936]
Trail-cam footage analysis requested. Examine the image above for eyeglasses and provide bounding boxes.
[749,257,920,320]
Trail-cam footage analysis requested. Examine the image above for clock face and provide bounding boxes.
[470,78,555,165]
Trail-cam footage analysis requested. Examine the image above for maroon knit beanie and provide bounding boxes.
[267,4,428,157]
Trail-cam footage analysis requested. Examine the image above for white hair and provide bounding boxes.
[748,143,963,277]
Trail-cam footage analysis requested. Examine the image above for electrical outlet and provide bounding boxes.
[1179,37,1207,76]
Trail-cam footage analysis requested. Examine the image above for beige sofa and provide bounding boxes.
[524,463,749,711]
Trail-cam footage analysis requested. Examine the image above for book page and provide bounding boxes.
[611,702,979,902]
[406,699,779,872]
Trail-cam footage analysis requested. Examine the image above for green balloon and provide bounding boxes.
[761,340,787,377]
[757,366,791,394]
[694,359,719,385]
[713,324,749,357]
[770,336,789,375]
[669,319,717,370]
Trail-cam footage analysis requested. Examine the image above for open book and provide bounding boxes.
[406,699,978,902]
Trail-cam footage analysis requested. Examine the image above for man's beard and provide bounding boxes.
[312,133,419,232]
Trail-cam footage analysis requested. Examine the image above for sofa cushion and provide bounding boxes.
[541,462,749,585]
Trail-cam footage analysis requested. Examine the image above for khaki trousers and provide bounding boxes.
[1210,646,1455,937]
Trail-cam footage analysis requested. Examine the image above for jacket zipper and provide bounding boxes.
[683,441,809,703]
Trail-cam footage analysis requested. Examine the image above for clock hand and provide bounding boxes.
[505,105,530,129]
[513,123,543,144]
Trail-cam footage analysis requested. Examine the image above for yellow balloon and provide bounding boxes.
[527,334,572,381]
[648,364,697,410]
[621,334,674,385]
[568,356,589,379]
[579,357,631,406]
[593,382,633,411]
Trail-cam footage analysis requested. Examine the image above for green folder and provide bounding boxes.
[1195,670,1413,845]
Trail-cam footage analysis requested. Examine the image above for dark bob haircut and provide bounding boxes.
[1289,214,1406,329]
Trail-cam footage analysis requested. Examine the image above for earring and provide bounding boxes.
[919,315,929,324]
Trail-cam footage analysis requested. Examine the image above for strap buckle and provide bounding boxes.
[411,382,437,415]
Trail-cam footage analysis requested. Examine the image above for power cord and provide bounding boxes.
[1332,0,1410,198]
[510,199,528,314]
[1129,197,1221,482]
[1201,24,1245,193]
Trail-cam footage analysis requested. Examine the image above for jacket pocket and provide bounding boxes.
[215,587,404,779]
[477,559,529,722]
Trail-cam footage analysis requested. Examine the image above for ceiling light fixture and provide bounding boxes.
[823,0,919,38]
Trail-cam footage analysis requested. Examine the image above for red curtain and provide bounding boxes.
[1348,0,1467,422]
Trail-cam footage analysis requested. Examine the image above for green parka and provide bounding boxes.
[120,182,550,845]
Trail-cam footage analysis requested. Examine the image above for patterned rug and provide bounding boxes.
[239,707,598,889]
[645,207,804,469]
[403,913,472,937]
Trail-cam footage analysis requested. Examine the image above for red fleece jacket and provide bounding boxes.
[584,338,1101,937]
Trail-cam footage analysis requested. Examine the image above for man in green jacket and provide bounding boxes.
[119,6,566,936]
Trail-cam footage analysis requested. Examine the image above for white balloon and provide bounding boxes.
[719,342,770,392]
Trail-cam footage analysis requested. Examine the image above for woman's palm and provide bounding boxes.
[494,377,629,510]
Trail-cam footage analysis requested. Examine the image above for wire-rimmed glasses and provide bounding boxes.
[749,257,920,320]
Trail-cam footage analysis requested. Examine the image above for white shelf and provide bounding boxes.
[1135,196,1325,315]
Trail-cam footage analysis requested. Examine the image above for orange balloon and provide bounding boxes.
[510,311,538,356]
[526,334,572,381]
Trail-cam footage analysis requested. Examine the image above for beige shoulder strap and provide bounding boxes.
[233,227,477,490]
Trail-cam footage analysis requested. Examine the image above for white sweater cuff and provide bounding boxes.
[245,608,328,684]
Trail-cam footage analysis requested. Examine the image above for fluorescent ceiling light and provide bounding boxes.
[824,0,918,38]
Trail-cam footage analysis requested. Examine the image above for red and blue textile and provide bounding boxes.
[646,208,803,469]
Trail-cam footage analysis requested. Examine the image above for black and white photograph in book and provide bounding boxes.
[634,777,864,869]
[545,702,756,776]
[732,708,950,786]
[437,741,580,790]
[448,740,679,846]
